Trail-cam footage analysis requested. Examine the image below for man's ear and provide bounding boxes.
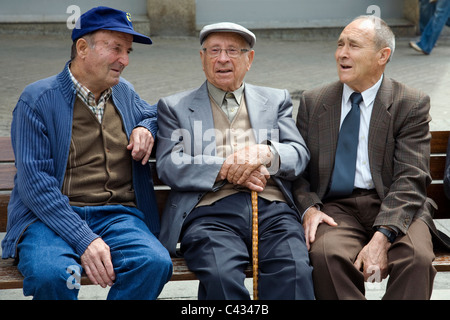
[76,38,90,60]
[246,49,255,71]
[378,47,391,66]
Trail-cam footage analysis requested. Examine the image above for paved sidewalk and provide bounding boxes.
[0,30,449,300]
[0,32,449,136]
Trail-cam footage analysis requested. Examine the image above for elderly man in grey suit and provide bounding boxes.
[156,22,314,300]
[294,15,442,299]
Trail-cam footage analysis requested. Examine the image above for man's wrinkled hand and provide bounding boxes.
[219,145,273,185]
[353,231,391,282]
[127,127,154,165]
[302,206,337,250]
[242,165,270,192]
[81,238,115,288]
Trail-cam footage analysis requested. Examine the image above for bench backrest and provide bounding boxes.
[428,131,450,219]
[0,137,14,232]
[0,131,449,232]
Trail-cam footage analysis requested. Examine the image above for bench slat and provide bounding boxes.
[0,193,9,232]
[0,164,16,191]
[430,156,446,180]
[427,184,450,219]
[1,252,447,290]
[434,252,450,272]
[0,138,14,163]
[431,131,450,154]
[0,257,240,289]
[0,259,23,290]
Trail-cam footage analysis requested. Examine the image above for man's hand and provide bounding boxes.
[81,238,115,288]
[219,144,273,185]
[242,165,270,192]
[127,127,154,165]
[302,206,337,250]
[354,231,391,282]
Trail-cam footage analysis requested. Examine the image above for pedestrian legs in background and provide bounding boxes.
[410,0,450,54]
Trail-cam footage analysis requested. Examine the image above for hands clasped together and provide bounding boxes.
[218,144,274,192]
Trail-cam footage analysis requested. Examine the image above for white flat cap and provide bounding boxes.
[199,22,256,48]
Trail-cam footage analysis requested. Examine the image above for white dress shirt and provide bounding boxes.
[340,75,383,190]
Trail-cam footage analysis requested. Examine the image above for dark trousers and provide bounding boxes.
[180,192,314,300]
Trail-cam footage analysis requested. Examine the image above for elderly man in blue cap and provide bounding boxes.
[1,6,172,300]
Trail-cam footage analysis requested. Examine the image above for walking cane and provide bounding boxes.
[251,190,259,300]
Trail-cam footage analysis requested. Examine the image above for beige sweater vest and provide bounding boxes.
[197,96,285,207]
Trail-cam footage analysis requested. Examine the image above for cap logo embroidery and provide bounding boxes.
[126,12,132,22]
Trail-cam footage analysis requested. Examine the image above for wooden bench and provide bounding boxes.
[1,132,450,290]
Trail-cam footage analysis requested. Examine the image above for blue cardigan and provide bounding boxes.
[2,62,159,259]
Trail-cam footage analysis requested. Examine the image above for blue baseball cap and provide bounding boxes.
[71,6,152,45]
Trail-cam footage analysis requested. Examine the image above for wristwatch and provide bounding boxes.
[376,226,397,243]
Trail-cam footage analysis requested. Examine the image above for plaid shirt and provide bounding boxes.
[68,66,112,122]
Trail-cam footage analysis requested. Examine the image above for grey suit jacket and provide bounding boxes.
[156,81,310,256]
[293,77,450,246]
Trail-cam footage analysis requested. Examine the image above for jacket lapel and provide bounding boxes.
[187,82,216,155]
[318,82,343,196]
[368,77,392,198]
[244,84,270,143]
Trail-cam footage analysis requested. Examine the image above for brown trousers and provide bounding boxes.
[309,190,436,300]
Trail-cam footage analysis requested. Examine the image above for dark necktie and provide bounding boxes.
[327,92,363,198]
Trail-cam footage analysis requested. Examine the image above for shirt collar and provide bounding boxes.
[67,64,112,107]
[343,74,383,107]
[207,81,245,106]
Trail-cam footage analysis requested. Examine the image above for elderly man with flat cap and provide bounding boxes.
[156,22,314,299]
[2,6,172,300]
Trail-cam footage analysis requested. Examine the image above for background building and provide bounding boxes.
[0,0,425,39]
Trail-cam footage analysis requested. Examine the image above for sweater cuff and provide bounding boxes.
[136,118,157,138]
[73,229,100,256]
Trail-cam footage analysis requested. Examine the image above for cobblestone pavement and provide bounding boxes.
[0,33,449,136]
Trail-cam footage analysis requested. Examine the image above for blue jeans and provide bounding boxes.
[17,205,172,300]
[417,0,450,53]
[420,0,437,33]
[419,0,450,33]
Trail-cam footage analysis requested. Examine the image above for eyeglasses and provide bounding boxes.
[202,47,250,58]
